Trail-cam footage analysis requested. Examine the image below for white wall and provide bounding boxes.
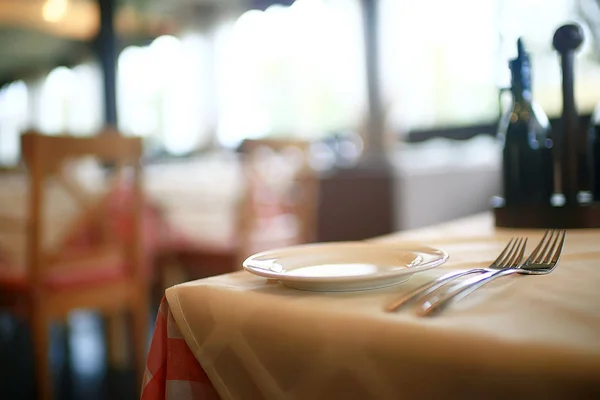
[391,136,501,230]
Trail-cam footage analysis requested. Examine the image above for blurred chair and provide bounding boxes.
[0,132,148,400]
[236,138,318,264]
[159,138,318,284]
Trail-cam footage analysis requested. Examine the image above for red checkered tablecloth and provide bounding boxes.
[141,298,220,400]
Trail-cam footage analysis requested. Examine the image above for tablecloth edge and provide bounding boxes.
[165,286,233,400]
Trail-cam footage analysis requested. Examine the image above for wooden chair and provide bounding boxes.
[157,138,319,285]
[0,132,148,400]
[235,138,318,264]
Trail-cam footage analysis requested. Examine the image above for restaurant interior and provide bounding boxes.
[0,0,599,399]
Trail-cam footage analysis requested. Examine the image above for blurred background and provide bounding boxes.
[1,0,599,228]
[1,0,599,161]
[1,0,600,399]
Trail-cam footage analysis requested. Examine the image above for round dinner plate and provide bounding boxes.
[242,242,449,292]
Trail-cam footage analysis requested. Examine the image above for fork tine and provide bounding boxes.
[492,237,516,265]
[509,238,527,267]
[499,238,522,266]
[503,238,523,267]
[549,230,567,264]
[524,229,551,263]
[542,230,560,264]
[535,230,557,264]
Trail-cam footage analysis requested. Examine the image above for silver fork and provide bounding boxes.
[385,237,527,312]
[417,229,566,317]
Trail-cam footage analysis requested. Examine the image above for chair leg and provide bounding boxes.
[131,289,149,392]
[105,313,130,369]
[31,305,52,400]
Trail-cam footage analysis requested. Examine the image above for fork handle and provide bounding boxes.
[385,268,489,312]
[417,268,521,317]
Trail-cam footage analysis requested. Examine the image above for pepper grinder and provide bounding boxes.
[552,24,585,205]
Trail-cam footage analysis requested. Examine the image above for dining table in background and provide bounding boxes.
[140,212,600,400]
[0,158,243,277]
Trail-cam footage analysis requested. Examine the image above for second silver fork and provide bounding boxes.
[385,237,527,312]
[417,229,566,317]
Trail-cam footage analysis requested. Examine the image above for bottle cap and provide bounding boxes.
[509,38,532,92]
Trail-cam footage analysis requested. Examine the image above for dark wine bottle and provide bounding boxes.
[499,38,554,206]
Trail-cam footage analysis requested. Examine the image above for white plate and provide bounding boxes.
[242,241,449,292]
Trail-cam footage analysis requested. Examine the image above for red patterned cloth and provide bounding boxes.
[141,298,220,400]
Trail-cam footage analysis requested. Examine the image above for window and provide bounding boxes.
[36,63,103,136]
[214,0,366,148]
[117,34,214,155]
[3,0,598,160]
[0,81,28,165]
[379,0,600,133]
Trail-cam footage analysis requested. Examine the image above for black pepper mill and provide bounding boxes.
[552,24,585,204]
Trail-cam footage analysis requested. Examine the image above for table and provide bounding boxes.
[0,160,240,271]
[141,213,600,399]
[141,299,219,400]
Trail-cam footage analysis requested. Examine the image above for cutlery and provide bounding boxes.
[417,229,566,317]
[385,237,527,312]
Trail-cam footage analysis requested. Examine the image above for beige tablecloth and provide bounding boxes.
[165,213,600,399]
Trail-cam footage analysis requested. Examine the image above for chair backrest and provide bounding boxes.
[237,138,318,263]
[20,131,144,284]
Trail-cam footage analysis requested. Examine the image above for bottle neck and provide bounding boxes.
[511,71,532,106]
[592,103,600,125]
[510,53,533,105]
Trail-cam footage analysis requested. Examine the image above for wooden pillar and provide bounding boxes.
[360,0,388,167]
[95,0,118,128]
[96,1,129,368]
[314,0,398,240]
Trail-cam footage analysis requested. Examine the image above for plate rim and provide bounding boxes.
[242,241,449,283]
